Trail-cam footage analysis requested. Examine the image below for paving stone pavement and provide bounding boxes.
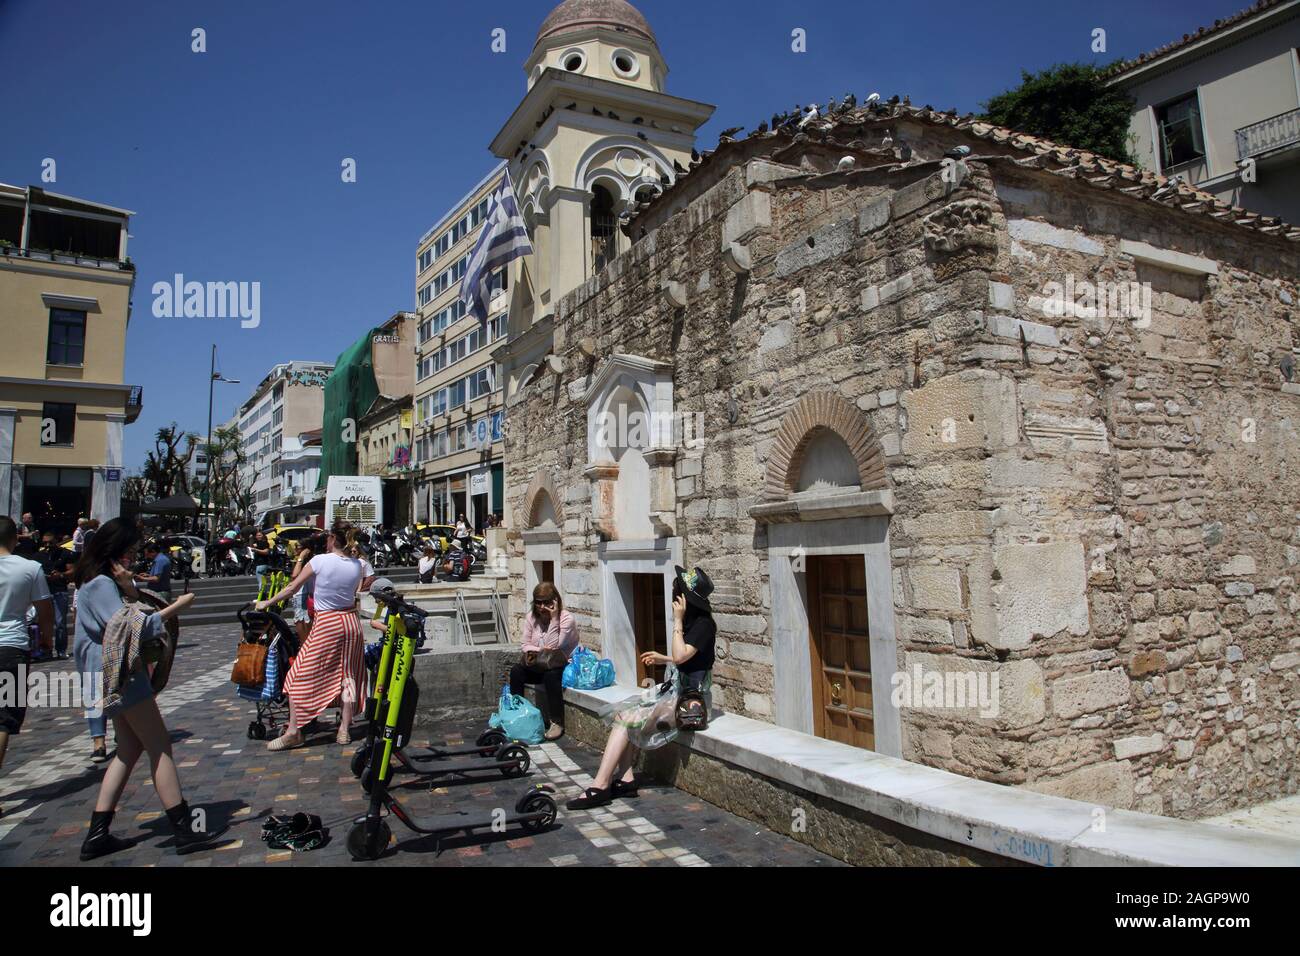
[0,623,841,868]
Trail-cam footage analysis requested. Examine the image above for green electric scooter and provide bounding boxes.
[350,585,530,793]
[347,585,558,861]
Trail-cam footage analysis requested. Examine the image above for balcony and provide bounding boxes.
[0,243,134,271]
[1235,108,1300,161]
[126,385,143,424]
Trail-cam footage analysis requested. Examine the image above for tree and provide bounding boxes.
[142,424,198,499]
[201,426,253,527]
[980,63,1135,164]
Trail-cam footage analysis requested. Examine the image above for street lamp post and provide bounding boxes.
[200,344,239,539]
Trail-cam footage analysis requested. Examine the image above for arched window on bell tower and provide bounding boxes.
[590,184,618,274]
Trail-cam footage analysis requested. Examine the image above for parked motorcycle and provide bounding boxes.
[369,528,397,570]
[392,527,419,567]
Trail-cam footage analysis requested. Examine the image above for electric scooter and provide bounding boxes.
[351,586,530,792]
[348,585,557,860]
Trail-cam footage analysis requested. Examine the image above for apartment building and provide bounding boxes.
[411,163,510,530]
[0,182,142,534]
[356,312,417,526]
[1108,0,1300,222]
[235,361,332,524]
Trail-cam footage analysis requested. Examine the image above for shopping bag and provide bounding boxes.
[562,646,616,691]
[487,685,545,744]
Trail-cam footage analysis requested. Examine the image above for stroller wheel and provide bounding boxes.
[248,722,267,740]
[350,744,370,778]
[347,820,391,861]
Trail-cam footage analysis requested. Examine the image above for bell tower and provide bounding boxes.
[490,0,714,397]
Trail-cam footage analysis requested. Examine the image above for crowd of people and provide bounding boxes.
[0,506,718,860]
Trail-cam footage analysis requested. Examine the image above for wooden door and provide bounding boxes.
[631,574,667,686]
[808,555,874,750]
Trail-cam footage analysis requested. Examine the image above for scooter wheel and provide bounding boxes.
[499,744,530,778]
[360,766,375,794]
[476,729,506,750]
[520,793,558,833]
[248,722,266,740]
[347,821,391,861]
[350,745,369,778]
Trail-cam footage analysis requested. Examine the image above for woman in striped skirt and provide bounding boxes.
[255,523,375,751]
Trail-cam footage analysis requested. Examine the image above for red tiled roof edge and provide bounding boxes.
[631,103,1299,244]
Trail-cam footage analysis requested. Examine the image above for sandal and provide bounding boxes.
[611,778,639,798]
[543,724,565,742]
[267,731,304,752]
[565,787,613,810]
[336,725,352,746]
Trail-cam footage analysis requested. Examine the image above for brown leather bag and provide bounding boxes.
[524,648,568,671]
[231,641,269,686]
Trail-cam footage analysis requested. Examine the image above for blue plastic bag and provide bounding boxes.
[562,646,616,691]
[488,685,545,744]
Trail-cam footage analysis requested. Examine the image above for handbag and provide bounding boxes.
[524,647,568,671]
[676,689,708,731]
[231,640,269,686]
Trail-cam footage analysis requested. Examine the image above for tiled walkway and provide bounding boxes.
[0,623,839,868]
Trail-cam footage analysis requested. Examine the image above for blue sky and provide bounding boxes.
[0,0,1243,468]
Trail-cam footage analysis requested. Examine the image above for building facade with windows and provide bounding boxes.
[1108,0,1300,222]
[235,361,332,524]
[0,182,142,533]
[411,165,510,530]
[357,312,418,527]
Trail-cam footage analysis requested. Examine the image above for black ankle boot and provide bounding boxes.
[79,810,134,862]
[164,801,221,856]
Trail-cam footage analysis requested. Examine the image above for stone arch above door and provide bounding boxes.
[763,392,888,501]
[520,470,564,530]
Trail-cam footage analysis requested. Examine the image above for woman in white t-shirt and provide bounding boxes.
[255,523,373,751]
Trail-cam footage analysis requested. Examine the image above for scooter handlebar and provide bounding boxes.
[373,590,428,619]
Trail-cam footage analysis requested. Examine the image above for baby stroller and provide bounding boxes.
[234,604,300,741]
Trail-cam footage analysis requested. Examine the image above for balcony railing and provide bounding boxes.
[126,385,143,424]
[0,243,133,271]
[1235,108,1300,161]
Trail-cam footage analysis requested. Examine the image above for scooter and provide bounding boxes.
[370,529,397,570]
[347,585,557,860]
[351,586,531,793]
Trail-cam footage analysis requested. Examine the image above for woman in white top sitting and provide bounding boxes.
[256,523,374,751]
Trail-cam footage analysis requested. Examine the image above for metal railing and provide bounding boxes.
[1235,107,1300,161]
[0,244,133,271]
[490,588,509,644]
[454,590,471,646]
[126,385,144,423]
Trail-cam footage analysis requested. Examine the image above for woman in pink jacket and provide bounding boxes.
[510,582,578,740]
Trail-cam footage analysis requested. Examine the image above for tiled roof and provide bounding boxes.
[1104,0,1294,79]
[632,102,1299,243]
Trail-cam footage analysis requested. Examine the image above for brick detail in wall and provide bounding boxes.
[764,391,888,500]
[520,469,564,529]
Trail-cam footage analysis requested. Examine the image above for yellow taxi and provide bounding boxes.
[414,523,484,552]
[267,524,319,548]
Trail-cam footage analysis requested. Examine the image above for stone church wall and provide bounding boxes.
[505,123,1300,818]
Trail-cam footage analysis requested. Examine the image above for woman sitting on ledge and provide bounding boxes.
[510,582,578,741]
[567,566,715,810]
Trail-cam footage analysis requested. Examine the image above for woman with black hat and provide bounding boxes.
[566,565,716,810]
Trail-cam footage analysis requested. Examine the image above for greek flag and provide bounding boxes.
[460,170,533,331]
